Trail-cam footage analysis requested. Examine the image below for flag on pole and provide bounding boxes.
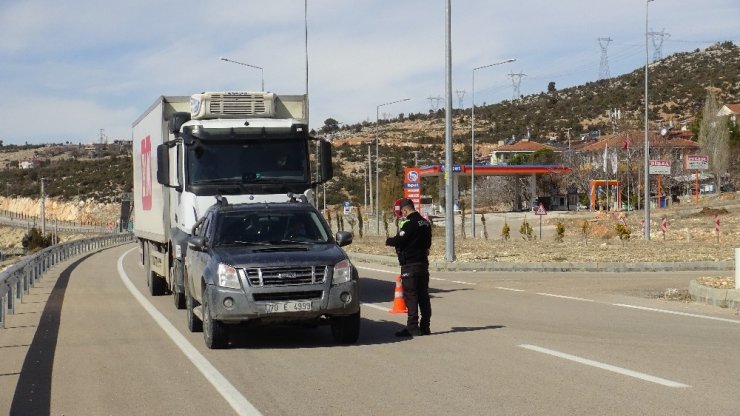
[610,150,618,175]
[603,144,608,174]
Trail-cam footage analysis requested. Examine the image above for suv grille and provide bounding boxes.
[253,291,323,302]
[244,266,327,287]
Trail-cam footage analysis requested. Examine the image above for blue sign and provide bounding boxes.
[404,183,420,189]
[440,165,462,172]
[343,201,351,208]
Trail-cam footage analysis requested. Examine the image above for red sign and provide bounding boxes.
[685,154,709,170]
[402,168,421,212]
[661,217,668,233]
[715,215,720,232]
[140,135,152,210]
[534,203,547,215]
[649,160,671,175]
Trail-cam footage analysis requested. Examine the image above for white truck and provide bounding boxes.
[132,91,333,307]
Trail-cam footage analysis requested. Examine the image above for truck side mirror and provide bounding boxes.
[156,144,170,186]
[320,140,333,182]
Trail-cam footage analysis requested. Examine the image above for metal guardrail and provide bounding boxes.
[0,233,135,329]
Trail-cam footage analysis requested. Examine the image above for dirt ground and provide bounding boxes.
[342,192,740,286]
[1,193,737,287]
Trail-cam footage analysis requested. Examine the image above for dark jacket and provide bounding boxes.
[385,211,431,265]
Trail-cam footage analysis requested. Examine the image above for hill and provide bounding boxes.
[322,42,740,209]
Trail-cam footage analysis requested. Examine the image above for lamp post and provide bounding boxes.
[376,98,410,234]
[643,0,654,240]
[219,57,265,91]
[40,177,46,236]
[471,58,515,238]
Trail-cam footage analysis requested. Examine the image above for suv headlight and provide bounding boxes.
[217,263,241,289]
[332,259,353,285]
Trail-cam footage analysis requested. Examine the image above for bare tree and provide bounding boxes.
[698,90,730,190]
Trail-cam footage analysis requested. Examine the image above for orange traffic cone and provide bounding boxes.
[389,275,407,314]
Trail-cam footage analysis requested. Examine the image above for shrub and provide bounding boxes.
[501,221,510,240]
[555,221,565,242]
[520,219,534,241]
[22,227,53,252]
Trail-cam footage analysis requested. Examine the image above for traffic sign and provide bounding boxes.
[534,203,547,216]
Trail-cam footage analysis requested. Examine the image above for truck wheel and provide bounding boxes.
[203,290,228,349]
[172,261,186,309]
[148,270,166,296]
[185,284,202,332]
[330,311,360,345]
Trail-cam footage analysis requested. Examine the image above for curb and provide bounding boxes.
[347,253,734,273]
[688,280,740,309]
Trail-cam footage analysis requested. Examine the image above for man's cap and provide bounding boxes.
[393,198,414,218]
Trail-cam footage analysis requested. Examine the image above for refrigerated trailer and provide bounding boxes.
[132,91,333,306]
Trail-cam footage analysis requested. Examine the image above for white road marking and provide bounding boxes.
[355,265,474,284]
[451,280,477,285]
[519,344,690,388]
[613,304,740,324]
[356,266,396,274]
[117,249,262,416]
[362,302,391,312]
[496,287,525,292]
[537,293,594,302]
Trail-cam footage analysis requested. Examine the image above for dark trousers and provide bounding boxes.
[400,263,431,331]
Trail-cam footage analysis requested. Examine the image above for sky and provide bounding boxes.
[1,0,738,145]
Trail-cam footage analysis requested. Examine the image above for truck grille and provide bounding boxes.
[253,291,323,302]
[207,93,272,116]
[244,266,327,287]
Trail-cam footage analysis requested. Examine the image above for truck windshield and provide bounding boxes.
[186,138,308,186]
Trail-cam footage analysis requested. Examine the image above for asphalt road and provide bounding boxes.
[2,244,740,415]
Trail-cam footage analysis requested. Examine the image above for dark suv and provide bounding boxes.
[184,199,360,349]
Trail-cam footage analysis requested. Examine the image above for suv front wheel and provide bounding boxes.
[330,310,360,344]
[203,287,228,349]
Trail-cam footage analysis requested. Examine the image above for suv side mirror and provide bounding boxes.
[335,231,353,247]
[188,236,206,252]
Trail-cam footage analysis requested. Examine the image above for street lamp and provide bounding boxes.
[471,58,515,238]
[376,98,410,234]
[643,0,654,240]
[219,57,265,91]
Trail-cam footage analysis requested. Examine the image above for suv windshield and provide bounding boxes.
[213,209,330,246]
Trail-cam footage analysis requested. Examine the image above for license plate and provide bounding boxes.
[264,301,312,313]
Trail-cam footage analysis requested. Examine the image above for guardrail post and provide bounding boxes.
[735,247,740,290]
[1,292,6,329]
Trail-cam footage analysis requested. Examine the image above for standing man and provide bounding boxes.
[386,198,432,337]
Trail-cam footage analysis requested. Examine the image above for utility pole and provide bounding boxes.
[40,177,46,236]
[507,72,527,100]
[648,29,670,61]
[598,37,613,79]
[455,90,466,109]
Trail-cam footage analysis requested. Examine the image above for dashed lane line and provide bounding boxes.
[536,293,595,302]
[355,265,475,285]
[117,248,262,416]
[519,344,690,388]
[613,303,740,324]
[495,287,525,292]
